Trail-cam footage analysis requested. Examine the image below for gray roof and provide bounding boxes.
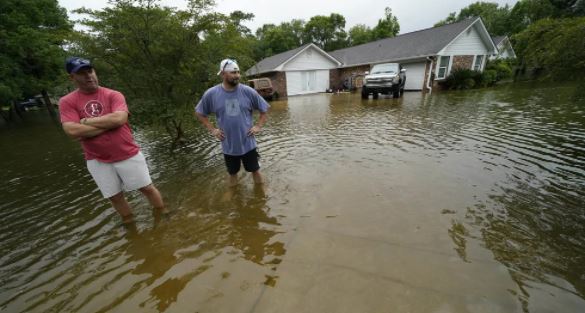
[246,17,491,74]
[329,17,479,67]
[491,36,506,46]
[246,43,313,76]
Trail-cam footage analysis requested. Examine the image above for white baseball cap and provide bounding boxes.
[217,59,239,75]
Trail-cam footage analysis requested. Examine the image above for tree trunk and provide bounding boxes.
[173,120,184,142]
[0,108,9,122]
[11,100,24,121]
[41,89,57,117]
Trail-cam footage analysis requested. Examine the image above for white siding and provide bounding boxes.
[286,71,302,96]
[286,70,330,96]
[402,62,426,90]
[316,70,330,92]
[440,25,492,55]
[281,46,338,71]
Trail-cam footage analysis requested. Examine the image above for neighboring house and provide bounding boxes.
[490,36,517,60]
[246,17,498,97]
[246,43,341,98]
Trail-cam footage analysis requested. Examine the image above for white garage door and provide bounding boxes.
[286,70,330,96]
[402,62,426,91]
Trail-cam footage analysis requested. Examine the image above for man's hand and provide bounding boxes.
[247,125,261,136]
[211,128,225,140]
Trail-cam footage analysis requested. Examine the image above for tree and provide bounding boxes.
[0,0,72,116]
[348,24,373,46]
[433,2,511,36]
[434,12,458,27]
[303,13,348,51]
[513,17,585,80]
[371,7,400,40]
[73,0,255,143]
[507,0,558,33]
[549,0,585,17]
[255,20,305,58]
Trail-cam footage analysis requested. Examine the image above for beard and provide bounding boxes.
[226,77,239,87]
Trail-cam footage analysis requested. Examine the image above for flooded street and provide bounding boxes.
[1,82,584,312]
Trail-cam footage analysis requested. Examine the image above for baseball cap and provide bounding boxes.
[66,57,92,74]
[217,59,239,75]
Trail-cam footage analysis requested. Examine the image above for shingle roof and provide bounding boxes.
[246,43,313,76]
[246,17,490,75]
[491,36,506,46]
[329,17,479,67]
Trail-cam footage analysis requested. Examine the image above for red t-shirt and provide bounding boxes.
[59,87,139,163]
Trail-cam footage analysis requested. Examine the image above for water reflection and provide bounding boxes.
[449,176,585,312]
[1,83,585,312]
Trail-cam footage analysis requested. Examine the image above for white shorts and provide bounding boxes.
[86,151,153,199]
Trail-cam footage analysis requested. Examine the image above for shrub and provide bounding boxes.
[485,59,513,81]
[441,68,502,90]
[480,70,498,87]
[513,17,585,80]
[442,69,483,90]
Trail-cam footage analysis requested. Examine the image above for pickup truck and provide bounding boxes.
[361,63,406,99]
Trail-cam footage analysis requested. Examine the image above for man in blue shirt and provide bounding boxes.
[195,59,270,186]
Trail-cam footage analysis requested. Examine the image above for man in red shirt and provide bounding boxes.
[59,57,165,223]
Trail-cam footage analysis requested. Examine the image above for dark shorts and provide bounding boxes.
[224,148,260,175]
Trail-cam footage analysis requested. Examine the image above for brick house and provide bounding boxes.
[246,17,499,97]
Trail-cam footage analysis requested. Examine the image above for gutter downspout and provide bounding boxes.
[426,56,434,95]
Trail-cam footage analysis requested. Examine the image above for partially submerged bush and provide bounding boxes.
[485,59,513,81]
[441,67,503,90]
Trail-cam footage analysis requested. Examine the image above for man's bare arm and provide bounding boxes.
[82,111,128,129]
[196,112,224,140]
[62,122,107,139]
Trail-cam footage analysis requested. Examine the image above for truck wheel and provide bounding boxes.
[373,92,379,99]
[361,87,368,99]
[392,89,400,98]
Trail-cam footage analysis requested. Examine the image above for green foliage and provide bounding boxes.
[442,69,499,90]
[303,13,348,51]
[254,8,401,53]
[0,0,72,105]
[72,0,255,141]
[371,7,400,40]
[348,24,373,46]
[434,12,458,27]
[481,69,498,86]
[485,59,513,80]
[434,2,511,36]
[434,0,584,35]
[255,20,304,58]
[507,0,558,33]
[513,17,585,80]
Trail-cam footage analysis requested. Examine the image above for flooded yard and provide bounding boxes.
[1,82,584,312]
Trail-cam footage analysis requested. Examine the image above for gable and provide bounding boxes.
[498,39,517,58]
[440,23,493,55]
[279,46,339,71]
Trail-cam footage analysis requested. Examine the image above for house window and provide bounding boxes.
[437,56,450,79]
[474,55,484,71]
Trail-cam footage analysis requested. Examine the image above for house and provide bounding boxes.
[490,36,517,60]
[245,43,341,98]
[246,17,499,97]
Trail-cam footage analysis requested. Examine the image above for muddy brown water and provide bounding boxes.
[1,82,584,312]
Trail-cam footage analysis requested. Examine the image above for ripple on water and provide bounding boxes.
[1,86,585,312]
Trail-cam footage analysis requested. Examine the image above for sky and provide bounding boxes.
[58,0,519,35]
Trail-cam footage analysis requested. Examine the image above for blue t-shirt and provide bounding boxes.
[195,84,270,156]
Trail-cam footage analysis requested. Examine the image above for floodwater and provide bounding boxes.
[1,82,584,313]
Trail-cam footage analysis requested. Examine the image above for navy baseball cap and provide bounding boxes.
[65,57,92,74]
